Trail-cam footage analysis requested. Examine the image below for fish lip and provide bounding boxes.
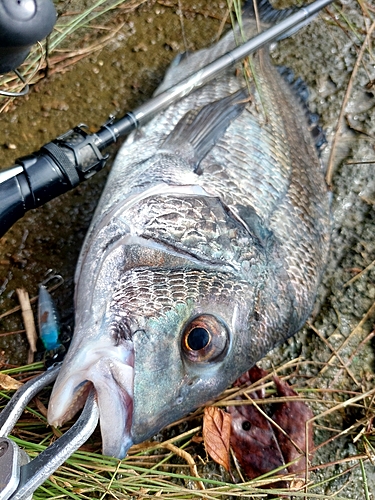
[47,341,135,459]
[80,355,134,458]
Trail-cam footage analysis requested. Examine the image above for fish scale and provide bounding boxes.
[47,7,330,459]
[111,269,252,317]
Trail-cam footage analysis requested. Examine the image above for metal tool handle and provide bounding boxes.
[0,438,30,500]
[0,366,99,500]
[0,365,61,438]
[11,389,99,500]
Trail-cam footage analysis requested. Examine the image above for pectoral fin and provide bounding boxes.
[161,89,248,171]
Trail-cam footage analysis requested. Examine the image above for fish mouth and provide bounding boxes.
[47,340,134,459]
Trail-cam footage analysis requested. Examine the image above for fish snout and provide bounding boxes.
[47,340,135,459]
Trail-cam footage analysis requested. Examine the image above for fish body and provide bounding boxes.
[47,9,330,458]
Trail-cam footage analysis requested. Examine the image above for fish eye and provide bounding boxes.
[182,314,229,363]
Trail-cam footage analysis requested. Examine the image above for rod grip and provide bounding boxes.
[0,154,71,237]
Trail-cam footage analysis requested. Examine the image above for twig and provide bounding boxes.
[310,454,368,472]
[163,443,205,490]
[0,329,26,337]
[308,387,375,428]
[346,330,375,367]
[177,0,188,52]
[16,288,38,363]
[320,299,375,381]
[0,281,62,320]
[307,322,359,385]
[326,19,375,187]
[314,414,371,452]
[343,258,375,288]
[216,0,232,41]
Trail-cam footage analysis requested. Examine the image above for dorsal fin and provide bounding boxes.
[160,89,248,172]
[277,65,327,152]
[244,0,294,23]
[244,0,314,40]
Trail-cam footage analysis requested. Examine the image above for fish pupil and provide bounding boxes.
[187,327,210,351]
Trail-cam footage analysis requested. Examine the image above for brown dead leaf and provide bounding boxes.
[203,406,231,471]
[228,366,314,486]
[0,373,23,390]
[191,434,203,444]
[272,376,314,474]
[228,366,287,479]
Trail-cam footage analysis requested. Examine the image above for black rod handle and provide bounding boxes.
[0,126,108,237]
[0,154,71,236]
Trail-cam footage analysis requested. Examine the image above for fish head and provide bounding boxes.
[112,264,273,452]
[48,257,273,459]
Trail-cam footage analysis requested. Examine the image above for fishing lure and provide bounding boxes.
[38,285,66,365]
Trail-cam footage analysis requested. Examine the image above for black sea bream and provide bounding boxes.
[47,4,330,458]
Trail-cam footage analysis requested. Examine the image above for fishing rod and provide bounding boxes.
[0,0,334,238]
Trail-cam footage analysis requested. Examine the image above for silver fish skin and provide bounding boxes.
[47,13,330,459]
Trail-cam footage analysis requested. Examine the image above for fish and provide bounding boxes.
[47,0,330,459]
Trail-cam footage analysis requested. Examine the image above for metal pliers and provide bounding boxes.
[0,364,99,500]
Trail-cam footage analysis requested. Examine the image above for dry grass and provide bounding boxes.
[1,353,374,499]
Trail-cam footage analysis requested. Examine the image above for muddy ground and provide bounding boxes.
[0,0,375,497]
